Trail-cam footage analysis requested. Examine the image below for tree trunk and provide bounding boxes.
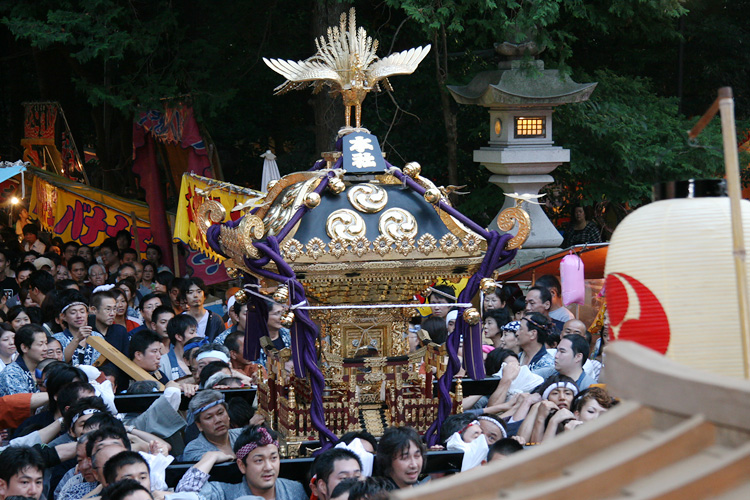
[311,0,349,154]
[435,26,459,186]
[90,104,134,197]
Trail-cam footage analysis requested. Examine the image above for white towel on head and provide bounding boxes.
[335,437,374,477]
[446,431,488,471]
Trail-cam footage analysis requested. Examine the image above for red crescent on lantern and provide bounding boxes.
[605,272,670,354]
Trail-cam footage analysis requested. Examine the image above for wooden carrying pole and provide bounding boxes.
[717,87,750,379]
[87,336,165,390]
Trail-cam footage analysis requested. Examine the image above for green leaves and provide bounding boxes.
[553,69,729,207]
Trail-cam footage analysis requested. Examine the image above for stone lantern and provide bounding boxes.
[448,45,596,252]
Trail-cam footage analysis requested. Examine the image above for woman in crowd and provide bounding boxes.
[139,261,156,297]
[55,265,71,282]
[153,271,173,294]
[483,308,512,350]
[7,305,31,332]
[258,301,290,367]
[498,322,521,355]
[117,277,141,322]
[0,327,16,371]
[110,287,132,330]
[571,387,615,423]
[561,204,601,248]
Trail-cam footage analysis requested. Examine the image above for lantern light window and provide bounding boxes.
[514,116,546,138]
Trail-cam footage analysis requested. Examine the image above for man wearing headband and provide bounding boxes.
[0,324,46,396]
[176,424,306,500]
[127,331,168,389]
[52,290,103,366]
[180,390,242,461]
[192,343,231,384]
[52,396,108,447]
[552,335,596,390]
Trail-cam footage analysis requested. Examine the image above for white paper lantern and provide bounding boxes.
[605,197,750,378]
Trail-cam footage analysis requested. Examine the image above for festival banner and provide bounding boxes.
[22,102,87,183]
[29,167,153,253]
[174,173,264,284]
[174,173,264,259]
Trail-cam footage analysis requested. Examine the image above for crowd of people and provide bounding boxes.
[0,220,616,500]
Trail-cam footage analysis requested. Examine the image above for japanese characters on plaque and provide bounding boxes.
[342,132,386,173]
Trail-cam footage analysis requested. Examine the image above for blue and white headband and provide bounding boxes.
[542,381,579,401]
[71,408,101,428]
[196,350,230,363]
[61,301,87,314]
[192,398,226,417]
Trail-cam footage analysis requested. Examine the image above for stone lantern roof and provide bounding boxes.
[447,60,596,107]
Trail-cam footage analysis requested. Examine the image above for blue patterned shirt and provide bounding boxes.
[0,357,38,396]
[520,346,556,380]
[53,329,104,366]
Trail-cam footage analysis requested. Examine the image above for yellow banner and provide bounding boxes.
[29,167,153,251]
[174,173,265,261]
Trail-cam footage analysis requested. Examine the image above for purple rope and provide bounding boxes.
[241,274,269,362]
[309,159,328,171]
[386,161,491,239]
[243,237,337,448]
[424,231,517,446]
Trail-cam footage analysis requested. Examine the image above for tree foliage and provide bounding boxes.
[554,70,730,206]
[0,0,747,226]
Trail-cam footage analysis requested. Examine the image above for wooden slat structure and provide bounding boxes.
[393,341,750,500]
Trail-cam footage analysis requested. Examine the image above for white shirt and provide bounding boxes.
[196,310,209,338]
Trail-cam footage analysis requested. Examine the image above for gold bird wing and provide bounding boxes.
[367,45,431,83]
[262,57,342,94]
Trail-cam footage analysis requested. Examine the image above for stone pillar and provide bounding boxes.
[475,146,568,248]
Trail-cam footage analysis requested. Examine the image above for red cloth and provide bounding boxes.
[132,105,213,272]
[0,393,32,429]
[126,319,141,332]
[132,128,175,270]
